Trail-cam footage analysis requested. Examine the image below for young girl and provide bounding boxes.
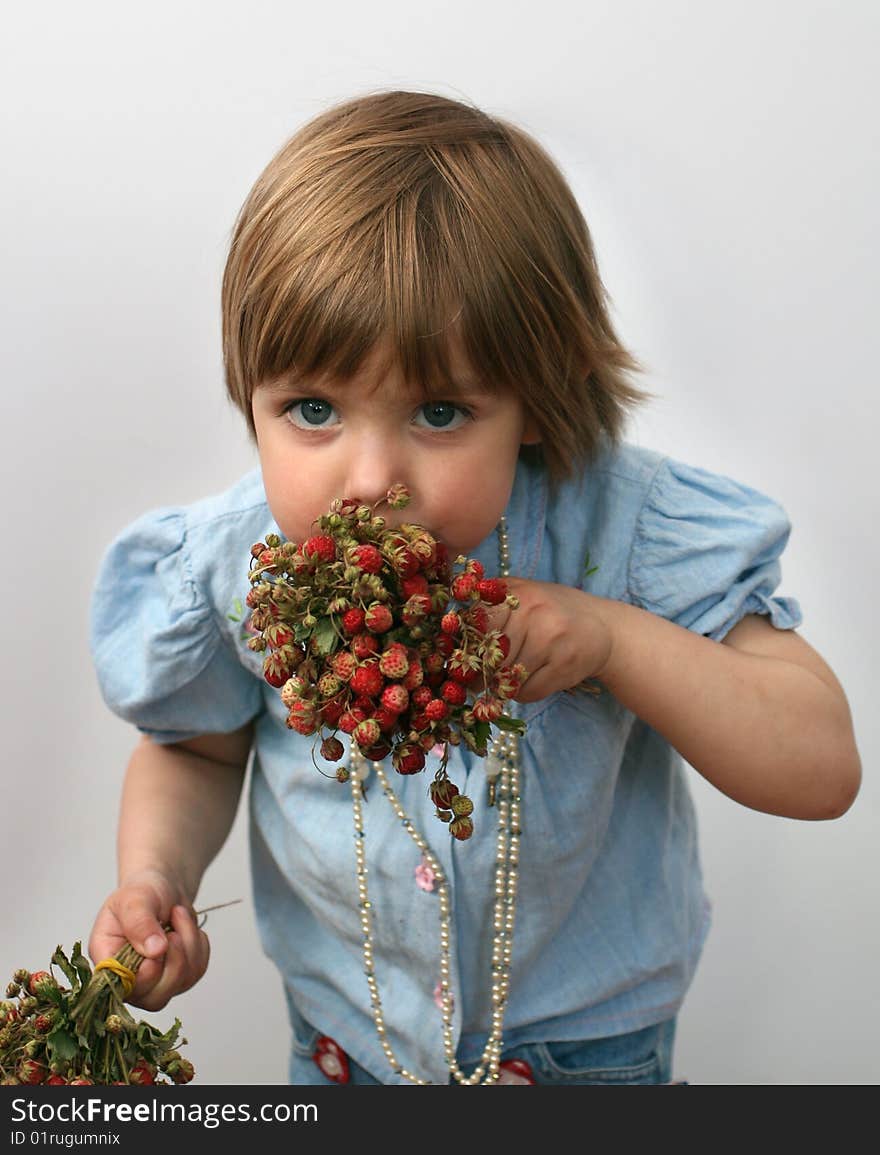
[88,90,861,1086]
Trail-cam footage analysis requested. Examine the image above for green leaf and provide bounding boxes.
[51,945,78,990]
[495,714,527,735]
[69,942,93,990]
[583,551,599,580]
[46,1028,79,1064]
[293,621,313,644]
[159,1017,182,1049]
[226,597,243,623]
[311,616,338,656]
[473,720,494,748]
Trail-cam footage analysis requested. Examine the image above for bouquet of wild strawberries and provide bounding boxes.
[0,943,193,1085]
[245,484,527,839]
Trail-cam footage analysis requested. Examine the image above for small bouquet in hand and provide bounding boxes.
[0,943,193,1085]
[245,484,526,839]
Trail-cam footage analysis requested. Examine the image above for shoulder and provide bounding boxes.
[531,440,668,595]
[93,466,275,625]
[179,466,271,538]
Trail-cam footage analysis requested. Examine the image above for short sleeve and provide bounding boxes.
[628,457,803,641]
[89,507,263,744]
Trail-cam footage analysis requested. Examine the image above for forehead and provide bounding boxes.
[256,339,496,401]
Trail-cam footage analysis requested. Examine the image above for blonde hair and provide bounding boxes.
[222,90,651,482]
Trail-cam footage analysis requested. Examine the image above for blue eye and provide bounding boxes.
[414,402,469,430]
[285,398,338,429]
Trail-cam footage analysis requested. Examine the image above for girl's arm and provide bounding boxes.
[594,600,861,820]
[89,725,252,1011]
[493,578,861,821]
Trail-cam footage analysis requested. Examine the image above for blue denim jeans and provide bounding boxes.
[287,1001,680,1085]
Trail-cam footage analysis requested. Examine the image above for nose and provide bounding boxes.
[342,427,410,508]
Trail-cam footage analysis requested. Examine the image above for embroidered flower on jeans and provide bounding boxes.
[312,1035,350,1084]
[497,1058,536,1084]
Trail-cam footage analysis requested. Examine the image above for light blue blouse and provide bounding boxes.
[89,439,802,1084]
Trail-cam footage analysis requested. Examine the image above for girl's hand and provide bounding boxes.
[487,577,613,703]
[88,869,210,1012]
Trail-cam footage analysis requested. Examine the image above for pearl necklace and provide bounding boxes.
[348,515,521,1085]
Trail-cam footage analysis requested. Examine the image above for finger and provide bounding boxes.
[514,659,556,703]
[113,890,169,961]
[168,904,210,991]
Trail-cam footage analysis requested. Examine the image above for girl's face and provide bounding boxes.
[251,345,539,556]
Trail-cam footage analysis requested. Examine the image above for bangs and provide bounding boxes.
[234,154,509,401]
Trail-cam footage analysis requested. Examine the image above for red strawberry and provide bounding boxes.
[465,605,490,633]
[477,578,507,606]
[440,612,461,636]
[448,651,480,684]
[363,739,393,761]
[435,634,455,657]
[320,699,346,727]
[467,559,485,580]
[449,815,474,841]
[451,573,477,600]
[401,594,432,625]
[342,607,366,635]
[402,659,424,690]
[350,544,383,573]
[286,701,318,735]
[373,707,399,733]
[263,651,292,688]
[28,971,57,998]
[425,699,448,721]
[332,651,358,682]
[381,684,409,714]
[68,1077,94,1085]
[390,543,420,578]
[351,633,379,660]
[264,622,294,650]
[353,719,381,749]
[411,685,433,709]
[401,574,429,598]
[472,695,503,722]
[440,680,467,706]
[302,535,336,562]
[393,743,426,775]
[409,710,430,733]
[430,779,460,809]
[365,604,393,633]
[338,707,367,734]
[45,1075,67,1085]
[17,1060,46,1085]
[350,662,383,698]
[379,643,409,679]
[128,1060,155,1086]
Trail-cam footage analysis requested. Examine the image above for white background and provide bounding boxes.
[2,0,877,1085]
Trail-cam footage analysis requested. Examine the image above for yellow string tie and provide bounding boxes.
[94,958,137,998]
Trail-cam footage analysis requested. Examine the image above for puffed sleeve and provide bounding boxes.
[89,507,263,743]
[628,457,803,641]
